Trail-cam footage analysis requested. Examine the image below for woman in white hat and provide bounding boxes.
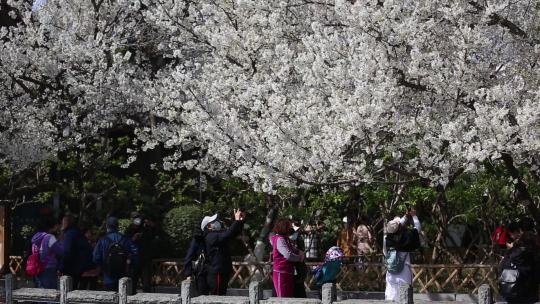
[383,209,421,300]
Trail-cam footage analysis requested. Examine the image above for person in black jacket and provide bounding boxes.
[202,209,245,295]
[499,221,540,303]
[183,227,209,295]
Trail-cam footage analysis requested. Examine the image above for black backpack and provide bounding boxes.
[103,236,129,277]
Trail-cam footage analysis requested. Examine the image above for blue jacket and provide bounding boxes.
[93,231,139,284]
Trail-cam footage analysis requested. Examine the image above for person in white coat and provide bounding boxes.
[384,209,421,301]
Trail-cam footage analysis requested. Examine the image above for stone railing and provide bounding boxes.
[0,273,496,304]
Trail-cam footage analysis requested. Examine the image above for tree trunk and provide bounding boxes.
[501,153,540,225]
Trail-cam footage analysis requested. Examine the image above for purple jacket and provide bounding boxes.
[31,232,59,269]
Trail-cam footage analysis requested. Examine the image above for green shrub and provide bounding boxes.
[163,205,202,255]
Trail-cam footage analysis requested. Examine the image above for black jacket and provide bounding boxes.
[183,232,205,277]
[500,234,540,303]
[59,226,90,276]
[386,228,420,252]
[204,220,244,274]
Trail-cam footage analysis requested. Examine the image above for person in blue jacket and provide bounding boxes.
[58,214,89,289]
[93,217,139,291]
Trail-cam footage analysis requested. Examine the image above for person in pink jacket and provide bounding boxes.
[271,219,305,298]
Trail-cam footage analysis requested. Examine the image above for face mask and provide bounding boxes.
[210,221,222,231]
[133,218,142,226]
[290,232,299,241]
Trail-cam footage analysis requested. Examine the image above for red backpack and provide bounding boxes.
[491,226,508,246]
[26,236,54,277]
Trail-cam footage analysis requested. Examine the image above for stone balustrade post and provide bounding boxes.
[60,276,72,304]
[119,277,132,304]
[249,280,262,304]
[478,284,493,304]
[398,283,413,304]
[321,283,336,304]
[181,279,193,304]
[4,273,14,304]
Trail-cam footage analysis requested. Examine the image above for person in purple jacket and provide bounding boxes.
[31,218,61,289]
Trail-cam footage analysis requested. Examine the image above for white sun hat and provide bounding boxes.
[201,214,218,231]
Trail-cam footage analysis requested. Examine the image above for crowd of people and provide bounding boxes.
[26,206,540,303]
[28,212,157,293]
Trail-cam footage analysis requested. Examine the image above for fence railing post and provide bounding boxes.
[4,273,14,304]
[249,280,262,304]
[321,283,336,304]
[60,276,72,304]
[478,284,493,304]
[119,277,132,304]
[181,279,192,304]
[398,283,413,304]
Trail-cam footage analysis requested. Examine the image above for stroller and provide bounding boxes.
[312,246,345,288]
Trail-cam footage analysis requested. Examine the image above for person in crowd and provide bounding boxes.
[383,209,421,301]
[183,226,209,295]
[337,216,357,257]
[59,214,88,289]
[271,218,305,298]
[355,216,374,255]
[499,221,540,303]
[312,246,344,297]
[30,218,61,289]
[93,216,139,291]
[291,222,307,298]
[125,212,157,293]
[202,209,245,295]
[79,227,99,290]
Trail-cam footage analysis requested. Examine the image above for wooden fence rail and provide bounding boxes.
[152,259,498,294]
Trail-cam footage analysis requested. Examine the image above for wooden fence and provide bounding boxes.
[152,259,499,294]
[6,256,498,294]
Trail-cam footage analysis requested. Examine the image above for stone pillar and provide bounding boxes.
[119,277,132,304]
[478,284,493,304]
[181,279,193,304]
[321,283,336,304]
[4,273,14,304]
[60,276,72,304]
[249,281,262,304]
[397,283,413,304]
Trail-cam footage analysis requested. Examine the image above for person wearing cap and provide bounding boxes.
[125,212,157,293]
[383,209,421,301]
[58,214,89,290]
[202,209,245,295]
[93,216,139,291]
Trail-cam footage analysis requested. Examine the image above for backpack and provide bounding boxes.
[499,268,523,300]
[192,251,207,278]
[103,236,129,277]
[491,226,508,246]
[26,236,54,277]
[385,249,407,274]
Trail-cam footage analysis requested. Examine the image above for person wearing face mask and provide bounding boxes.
[125,212,157,293]
[202,209,245,295]
[270,219,305,298]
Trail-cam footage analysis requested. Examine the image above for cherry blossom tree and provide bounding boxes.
[0,0,162,168]
[2,0,539,221]
[143,0,539,192]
